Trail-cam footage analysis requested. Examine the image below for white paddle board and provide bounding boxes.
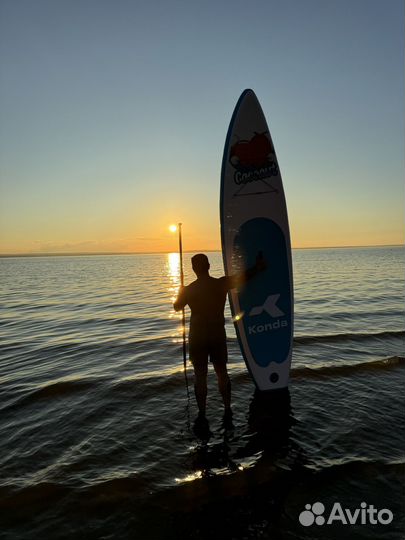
[220,89,293,391]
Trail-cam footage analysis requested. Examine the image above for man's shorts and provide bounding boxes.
[189,328,228,370]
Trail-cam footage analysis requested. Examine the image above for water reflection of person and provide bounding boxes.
[174,253,265,429]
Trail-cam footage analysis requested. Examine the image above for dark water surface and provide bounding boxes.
[0,247,404,539]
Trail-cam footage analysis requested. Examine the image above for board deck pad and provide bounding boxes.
[220,89,293,390]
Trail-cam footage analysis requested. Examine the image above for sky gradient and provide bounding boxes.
[0,0,403,254]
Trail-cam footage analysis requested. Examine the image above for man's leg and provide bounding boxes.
[211,336,231,412]
[191,353,208,416]
[213,362,231,411]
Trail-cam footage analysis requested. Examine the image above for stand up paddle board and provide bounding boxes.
[220,89,293,391]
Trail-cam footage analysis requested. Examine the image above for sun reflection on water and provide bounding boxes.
[166,252,181,303]
[167,252,180,280]
[166,253,184,341]
[174,470,203,483]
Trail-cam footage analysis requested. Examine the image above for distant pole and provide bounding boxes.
[178,223,189,397]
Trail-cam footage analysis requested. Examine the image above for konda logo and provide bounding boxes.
[230,132,275,170]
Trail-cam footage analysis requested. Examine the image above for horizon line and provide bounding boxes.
[0,243,403,258]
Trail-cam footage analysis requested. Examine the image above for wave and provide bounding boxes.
[26,379,98,399]
[290,356,405,379]
[0,335,175,358]
[293,329,404,346]
[2,355,403,413]
[0,476,147,519]
[0,378,102,413]
[1,330,402,364]
[0,459,402,519]
[112,355,405,395]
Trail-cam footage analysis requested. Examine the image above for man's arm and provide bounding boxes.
[173,285,187,311]
[226,251,267,290]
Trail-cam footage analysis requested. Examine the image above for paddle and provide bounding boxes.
[171,223,190,400]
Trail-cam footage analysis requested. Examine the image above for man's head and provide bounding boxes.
[191,253,210,277]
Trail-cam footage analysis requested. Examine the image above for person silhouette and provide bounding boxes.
[174,252,265,427]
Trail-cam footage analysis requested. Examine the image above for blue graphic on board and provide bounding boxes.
[233,217,292,367]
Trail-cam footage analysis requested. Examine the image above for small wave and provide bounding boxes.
[297,329,405,344]
[291,356,405,380]
[111,369,187,398]
[1,335,176,359]
[0,473,150,517]
[0,482,71,513]
[111,356,405,396]
[225,329,405,347]
[0,458,401,514]
[305,458,405,477]
[3,355,403,413]
[115,459,404,525]
[1,330,402,365]
[30,379,98,398]
[4,353,403,410]
[79,474,150,505]
[294,329,404,345]
[1,379,101,412]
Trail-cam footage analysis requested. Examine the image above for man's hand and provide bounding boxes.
[238,251,267,285]
[173,285,186,312]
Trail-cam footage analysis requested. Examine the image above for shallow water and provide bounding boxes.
[0,247,404,539]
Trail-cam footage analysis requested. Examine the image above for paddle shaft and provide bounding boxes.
[178,224,188,377]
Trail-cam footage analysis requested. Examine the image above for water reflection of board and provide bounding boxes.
[220,89,293,391]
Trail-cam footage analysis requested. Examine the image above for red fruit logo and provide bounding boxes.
[230,132,275,170]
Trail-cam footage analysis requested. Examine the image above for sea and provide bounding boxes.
[0,247,404,540]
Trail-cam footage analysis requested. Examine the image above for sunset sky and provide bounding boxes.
[0,0,403,254]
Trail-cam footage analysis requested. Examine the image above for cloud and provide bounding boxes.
[31,240,100,253]
[29,236,166,253]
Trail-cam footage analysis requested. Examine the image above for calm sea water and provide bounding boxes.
[0,247,404,539]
